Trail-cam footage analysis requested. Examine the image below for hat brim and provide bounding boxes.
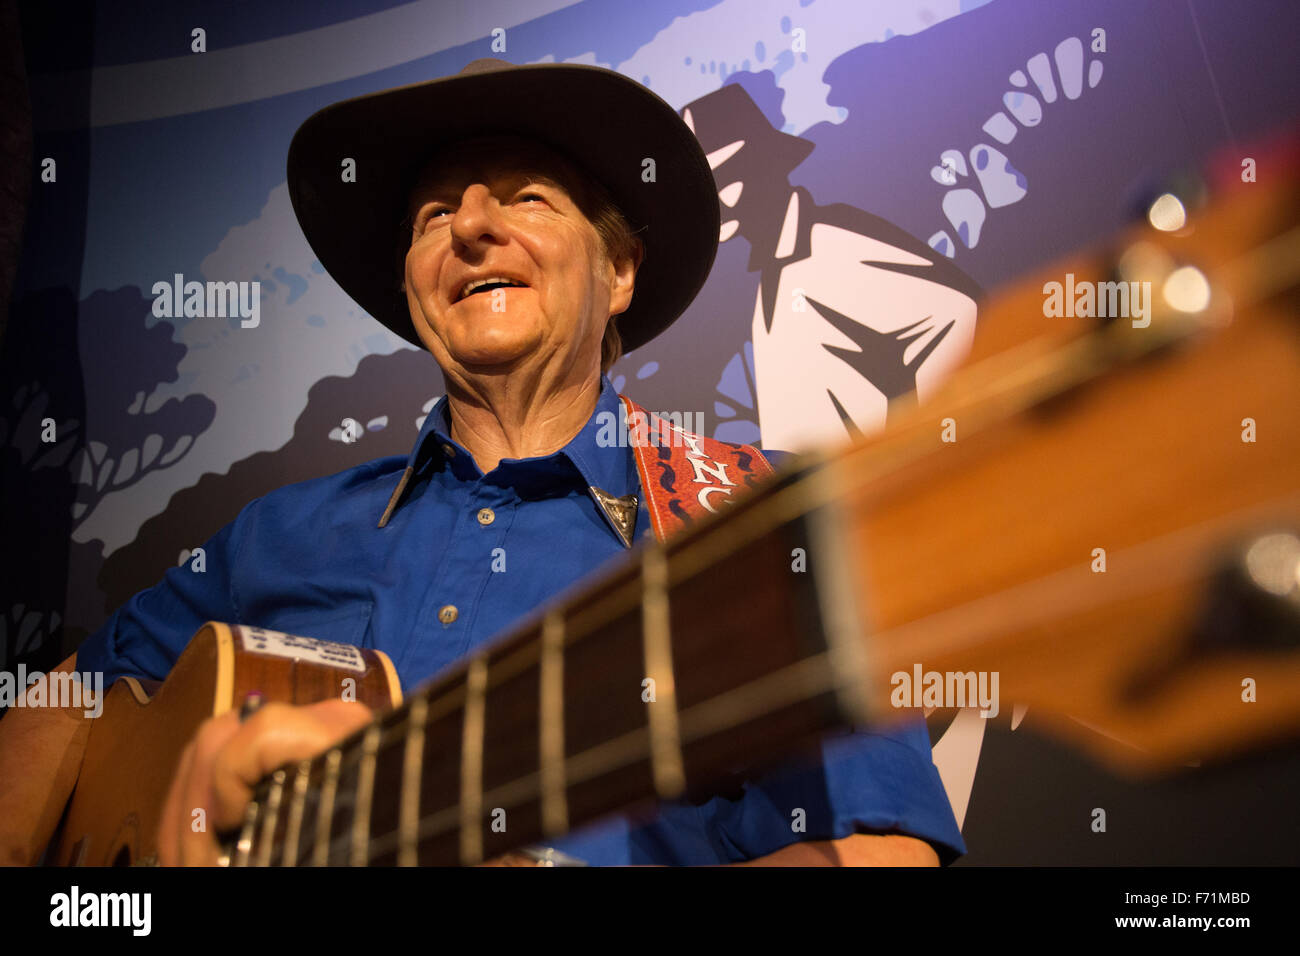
[287,63,720,355]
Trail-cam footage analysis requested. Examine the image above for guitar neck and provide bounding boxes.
[230,467,870,867]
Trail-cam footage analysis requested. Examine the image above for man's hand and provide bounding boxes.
[157,699,372,866]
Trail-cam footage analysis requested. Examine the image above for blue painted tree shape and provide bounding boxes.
[67,287,216,531]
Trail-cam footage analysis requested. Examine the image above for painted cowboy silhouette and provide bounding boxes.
[682,82,982,451]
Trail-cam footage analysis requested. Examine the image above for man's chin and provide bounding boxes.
[422,317,544,371]
[444,342,541,375]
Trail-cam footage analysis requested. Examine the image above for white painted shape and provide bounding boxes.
[930,707,988,831]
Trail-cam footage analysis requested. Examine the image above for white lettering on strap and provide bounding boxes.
[697,486,734,513]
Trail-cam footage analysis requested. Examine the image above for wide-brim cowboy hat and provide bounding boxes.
[286,58,720,354]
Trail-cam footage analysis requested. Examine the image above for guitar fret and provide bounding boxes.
[313,749,341,867]
[539,610,568,836]
[253,769,286,867]
[232,799,260,868]
[398,696,427,866]
[350,725,380,866]
[280,759,312,867]
[641,546,685,798]
[459,656,488,865]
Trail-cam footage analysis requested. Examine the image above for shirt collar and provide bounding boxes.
[377,375,641,546]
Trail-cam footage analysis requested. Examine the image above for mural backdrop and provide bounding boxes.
[4,0,1299,864]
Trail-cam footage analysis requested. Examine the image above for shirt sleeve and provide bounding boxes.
[700,719,968,865]
[74,500,259,684]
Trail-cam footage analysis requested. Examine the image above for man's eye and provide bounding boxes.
[516,192,546,204]
[416,208,450,232]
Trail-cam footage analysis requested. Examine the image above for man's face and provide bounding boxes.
[403,135,634,379]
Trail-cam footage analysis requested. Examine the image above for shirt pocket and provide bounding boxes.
[256,601,375,651]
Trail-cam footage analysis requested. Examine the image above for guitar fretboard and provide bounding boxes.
[228,466,868,866]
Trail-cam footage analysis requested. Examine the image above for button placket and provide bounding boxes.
[435,484,510,647]
[446,487,510,655]
[417,478,490,639]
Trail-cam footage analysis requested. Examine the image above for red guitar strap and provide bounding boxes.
[619,395,775,542]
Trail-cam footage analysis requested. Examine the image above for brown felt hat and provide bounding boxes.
[286,58,720,354]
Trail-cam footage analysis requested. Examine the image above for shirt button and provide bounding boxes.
[438,604,459,625]
[442,443,456,458]
[476,507,495,526]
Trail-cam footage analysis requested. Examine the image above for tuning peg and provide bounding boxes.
[1194,531,1300,654]
[1121,531,1299,708]
[1127,170,1209,233]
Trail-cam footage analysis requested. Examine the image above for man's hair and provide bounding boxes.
[583,187,643,374]
[397,155,644,375]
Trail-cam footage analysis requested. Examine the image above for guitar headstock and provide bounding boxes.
[812,128,1300,773]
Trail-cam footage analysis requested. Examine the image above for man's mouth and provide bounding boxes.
[457,277,529,301]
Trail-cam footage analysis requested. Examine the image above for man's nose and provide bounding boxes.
[449,184,506,250]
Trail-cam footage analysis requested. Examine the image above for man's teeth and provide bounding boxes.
[459,277,526,299]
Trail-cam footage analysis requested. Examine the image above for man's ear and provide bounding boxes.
[608,239,643,317]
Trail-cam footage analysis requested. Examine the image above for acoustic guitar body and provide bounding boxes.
[51,623,401,866]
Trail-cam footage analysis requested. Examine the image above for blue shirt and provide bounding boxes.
[77,374,966,865]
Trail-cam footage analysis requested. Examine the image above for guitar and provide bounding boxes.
[52,138,1300,866]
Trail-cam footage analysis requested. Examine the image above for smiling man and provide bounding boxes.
[398,134,637,475]
[0,60,965,868]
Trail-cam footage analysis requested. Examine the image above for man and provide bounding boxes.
[0,60,964,866]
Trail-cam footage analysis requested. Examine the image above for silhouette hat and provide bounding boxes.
[680,82,814,177]
[287,58,720,354]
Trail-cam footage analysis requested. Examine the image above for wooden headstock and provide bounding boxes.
[813,133,1300,773]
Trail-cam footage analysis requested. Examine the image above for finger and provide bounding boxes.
[177,711,242,866]
[209,700,373,833]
